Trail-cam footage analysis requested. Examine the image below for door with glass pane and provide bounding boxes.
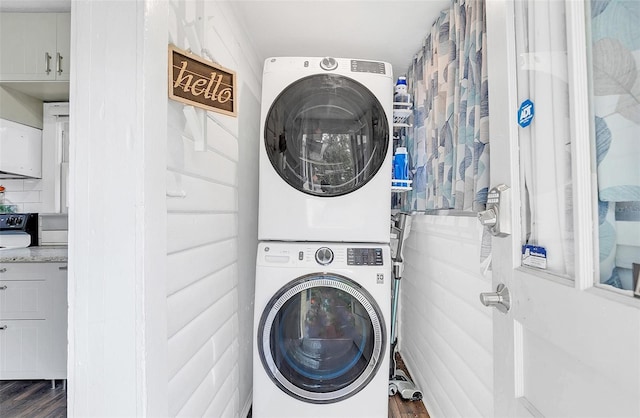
[486,0,640,416]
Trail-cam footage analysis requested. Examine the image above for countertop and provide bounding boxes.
[0,246,68,263]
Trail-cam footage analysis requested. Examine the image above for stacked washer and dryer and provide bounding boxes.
[253,57,394,418]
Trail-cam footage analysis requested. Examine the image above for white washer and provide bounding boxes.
[258,57,393,243]
[253,241,391,418]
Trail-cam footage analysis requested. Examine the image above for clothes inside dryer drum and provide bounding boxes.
[258,274,386,404]
[264,74,389,197]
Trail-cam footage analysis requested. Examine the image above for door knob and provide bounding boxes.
[480,283,510,313]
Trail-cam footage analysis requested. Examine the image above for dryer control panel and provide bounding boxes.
[347,248,384,266]
[350,59,387,74]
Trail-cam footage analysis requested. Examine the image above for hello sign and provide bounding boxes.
[168,45,237,117]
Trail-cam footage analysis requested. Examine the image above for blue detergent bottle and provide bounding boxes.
[393,147,408,187]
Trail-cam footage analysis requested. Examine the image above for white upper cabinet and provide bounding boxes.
[0,13,70,82]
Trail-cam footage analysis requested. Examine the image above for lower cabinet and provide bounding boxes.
[0,262,67,380]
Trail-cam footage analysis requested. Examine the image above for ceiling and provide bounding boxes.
[0,0,449,74]
[229,1,449,73]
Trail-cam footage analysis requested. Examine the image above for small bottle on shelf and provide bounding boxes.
[394,76,410,106]
[392,147,408,187]
[393,76,412,126]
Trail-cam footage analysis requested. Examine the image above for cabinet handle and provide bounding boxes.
[0,326,7,330]
[59,265,68,271]
[45,52,52,74]
[0,268,6,273]
[0,285,6,290]
[56,52,63,75]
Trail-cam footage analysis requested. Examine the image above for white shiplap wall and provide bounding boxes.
[166,2,261,417]
[399,215,494,418]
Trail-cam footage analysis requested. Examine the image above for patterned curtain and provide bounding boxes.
[407,0,489,212]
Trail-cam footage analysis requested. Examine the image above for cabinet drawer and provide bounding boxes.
[0,319,47,379]
[0,280,49,320]
[0,262,67,280]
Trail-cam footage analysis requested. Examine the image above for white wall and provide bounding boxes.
[399,214,494,418]
[166,1,261,417]
[71,0,260,416]
[69,1,168,416]
[0,102,68,214]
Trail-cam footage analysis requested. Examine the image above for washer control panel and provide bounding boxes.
[347,248,384,266]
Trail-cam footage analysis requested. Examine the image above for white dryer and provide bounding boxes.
[253,241,391,418]
[258,57,393,243]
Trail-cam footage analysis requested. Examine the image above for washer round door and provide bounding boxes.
[264,74,389,197]
[258,274,387,403]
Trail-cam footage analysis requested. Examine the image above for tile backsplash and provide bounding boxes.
[0,178,44,213]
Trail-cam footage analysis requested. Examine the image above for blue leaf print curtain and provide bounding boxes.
[591,0,640,290]
[407,0,489,212]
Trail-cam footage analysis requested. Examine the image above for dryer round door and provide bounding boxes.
[258,273,386,404]
[264,74,389,197]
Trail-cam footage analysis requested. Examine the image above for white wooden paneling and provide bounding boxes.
[167,263,238,337]
[168,302,237,380]
[168,336,216,416]
[168,311,239,415]
[166,173,237,213]
[165,1,261,416]
[400,215,494,418]
[166,238,238,296]
[206,342,240,416]
[167,213,238,254]
[167,128,238,186]
[166,101,239,162]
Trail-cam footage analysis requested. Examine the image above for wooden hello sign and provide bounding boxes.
[168,45,237,117]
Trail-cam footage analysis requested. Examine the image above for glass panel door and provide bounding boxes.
[514,0,574,277]
[589,0,640,293]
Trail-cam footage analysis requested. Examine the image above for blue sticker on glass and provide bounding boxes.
[518,99,535,128]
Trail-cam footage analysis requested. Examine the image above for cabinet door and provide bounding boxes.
[0,262,54,280]
[0,280,49,320]
[55,13,71,81]
[48,263,67,379]
[0,319,48,379]
[0,13,57,81]
[0,262,67,379]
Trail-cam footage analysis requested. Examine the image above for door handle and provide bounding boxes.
[56,52,63,75]
[45,52,52,74]
[477,184,511,236]
[480,283,511,313]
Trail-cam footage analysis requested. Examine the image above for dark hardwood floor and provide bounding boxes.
[388,353,430,418]
[0,380,66,418]
[0,353,428,418]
